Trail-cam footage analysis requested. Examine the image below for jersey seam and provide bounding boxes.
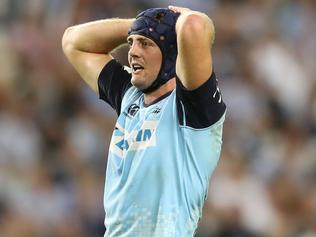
[179,111,226,131]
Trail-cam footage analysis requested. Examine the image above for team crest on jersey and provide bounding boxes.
[110,120,158,157]
[127,104,140,117]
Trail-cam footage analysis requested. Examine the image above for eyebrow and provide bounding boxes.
[127,36,152,43]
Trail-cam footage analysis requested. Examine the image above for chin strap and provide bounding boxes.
[141,80,162,93]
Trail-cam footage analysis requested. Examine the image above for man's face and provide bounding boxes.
[127,35,162,90]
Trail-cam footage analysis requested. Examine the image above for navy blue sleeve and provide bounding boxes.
[176,72,226,128]
[98,59,132,115]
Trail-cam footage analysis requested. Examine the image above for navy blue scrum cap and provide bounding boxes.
[128,8,180,93]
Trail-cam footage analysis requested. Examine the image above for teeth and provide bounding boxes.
[133,68,143,72]
[132,64,144,72]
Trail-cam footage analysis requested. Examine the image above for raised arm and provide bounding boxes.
[169,6,215,90]
[62,18,134,93]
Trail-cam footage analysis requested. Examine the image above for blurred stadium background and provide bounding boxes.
[0,0,315,236]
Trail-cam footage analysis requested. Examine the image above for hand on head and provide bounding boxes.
[168,6,191,14]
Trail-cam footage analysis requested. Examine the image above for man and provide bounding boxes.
[62,5,226,237]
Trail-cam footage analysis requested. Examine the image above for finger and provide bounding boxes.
[168,5,178,12]
[168,6,190,14]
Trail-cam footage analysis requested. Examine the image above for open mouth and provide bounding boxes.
[132,63,144,73]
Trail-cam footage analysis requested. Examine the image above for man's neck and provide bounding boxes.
[143,78,176,106]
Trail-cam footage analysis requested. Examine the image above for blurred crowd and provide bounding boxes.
[0,0,315,236]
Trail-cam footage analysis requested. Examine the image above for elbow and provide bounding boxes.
[62,27,75,54]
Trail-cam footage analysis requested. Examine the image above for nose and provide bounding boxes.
[128,42,140,58]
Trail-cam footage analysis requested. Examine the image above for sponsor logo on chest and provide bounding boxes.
[110,119,159,157]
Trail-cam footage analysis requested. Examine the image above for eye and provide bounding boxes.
[127,39,133,47]
[141,41,148,47]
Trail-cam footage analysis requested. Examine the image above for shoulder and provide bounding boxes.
[98,59,133,114]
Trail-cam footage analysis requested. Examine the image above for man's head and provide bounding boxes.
[127,8,180,93]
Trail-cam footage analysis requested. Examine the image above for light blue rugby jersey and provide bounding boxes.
[98,59,226,237]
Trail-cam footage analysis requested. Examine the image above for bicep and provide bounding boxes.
[176,14,214,90]
[63,46,113,94]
